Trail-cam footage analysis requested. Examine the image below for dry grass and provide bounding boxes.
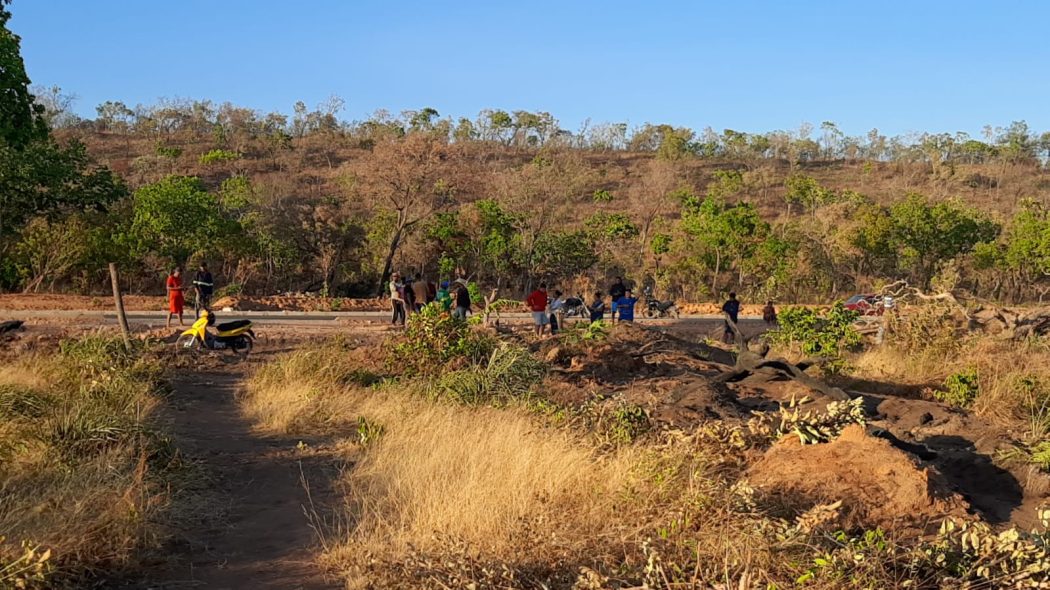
[243,335,1050,588]
[241,337,379,434]
[239,341,790,587]
[339,397,635,558]
[852,331,1050,440]
[0,337,170,587]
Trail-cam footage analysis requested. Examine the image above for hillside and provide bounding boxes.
[4,104,1049,303]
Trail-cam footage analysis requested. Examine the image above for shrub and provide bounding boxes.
[429,343,545,406]
[935,368,980,408]
[198,149,240,165]
[387,304,497,375]
[768,303,860,373]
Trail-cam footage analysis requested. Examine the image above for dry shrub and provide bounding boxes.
[242,337,381,434]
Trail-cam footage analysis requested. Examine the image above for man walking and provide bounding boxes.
[609,277,626,323]
[526,283,550,337]
[192,262,214,319]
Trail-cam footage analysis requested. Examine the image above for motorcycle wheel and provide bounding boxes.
[231,335,253,358]
[175,333,201,355]
[645,309,655,318]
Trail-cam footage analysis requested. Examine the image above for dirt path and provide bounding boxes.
[132,368,341,590]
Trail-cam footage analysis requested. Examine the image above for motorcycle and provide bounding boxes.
[643,287,679,319]
[175,310,255,357]
[560,293,589,318]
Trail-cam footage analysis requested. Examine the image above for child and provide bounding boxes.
[549,290,565,334]
[436,281,453,312]
[588,291,606,323]
[763,300,778,325]
[616,289,639,323]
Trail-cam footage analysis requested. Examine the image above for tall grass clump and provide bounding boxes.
[0,336,171,587]
[242,336,382,434]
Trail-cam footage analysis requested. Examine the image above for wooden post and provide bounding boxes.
[109,263,132,350]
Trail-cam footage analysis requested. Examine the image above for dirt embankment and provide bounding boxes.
[748,424,968,528]
[536,321,1050,530]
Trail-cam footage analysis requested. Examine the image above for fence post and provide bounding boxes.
[109,263,132,350]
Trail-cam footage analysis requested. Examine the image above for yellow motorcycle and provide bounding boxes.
[175,310,255,357]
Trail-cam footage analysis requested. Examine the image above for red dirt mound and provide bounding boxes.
[748,424,967,528]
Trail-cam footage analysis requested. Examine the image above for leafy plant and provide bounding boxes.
[749,396,867,445]
[429,343,545,406]
[934,368,980,408]
[355,417,385,447]
[198,148,240,165]
[388,304,497,375]
[768,303,861,373]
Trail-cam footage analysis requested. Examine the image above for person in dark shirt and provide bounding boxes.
[763,300,778,325]
[588,291,606,323]
[722,292,741,343]
[453,281,472,320]
[192,262,215,319]
[608,277,627,322]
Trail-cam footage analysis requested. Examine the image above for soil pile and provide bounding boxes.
[748,425,967,528]
[211,295,385,312]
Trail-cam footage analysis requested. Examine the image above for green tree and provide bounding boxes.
[784,173,832,214]
[0,1,48,149]
[680,196,766,295]
[890,194,1000,287]
[1000,200,1050,297]
[0,139,126,241]
[128,176,231,264]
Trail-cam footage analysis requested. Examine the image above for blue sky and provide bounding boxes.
[10,0,1050,138]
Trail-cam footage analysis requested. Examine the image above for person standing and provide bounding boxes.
[526,284,550,336]
[453,280,472,320]
[389,272,406,326]
[411,273,429,312]
[609,277,627,323]
[166,267,186,328]
[192,262,214,319]
[722,292,741,343]
[588,291,606,323]
[548,290,565,334]
[762,300,778,325]
[436,281,453,312]
[616,288,639,323]
[403,275,417,314]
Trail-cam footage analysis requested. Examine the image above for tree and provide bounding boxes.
[347,134,459,294]
[784,174,832,214]
[128,176,231,264]
[0,139,126,240]
[0,2,48,148]
[31,84,79,128]
[680,196,766,295]
[889,194,1000,287]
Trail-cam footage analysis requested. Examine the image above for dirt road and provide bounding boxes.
[131,367,340,590]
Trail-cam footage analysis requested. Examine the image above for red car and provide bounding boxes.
[844,294,884,316]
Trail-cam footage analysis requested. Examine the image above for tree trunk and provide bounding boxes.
[376,224,405,296]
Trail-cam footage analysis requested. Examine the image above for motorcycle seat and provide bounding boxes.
[216,319,251,332]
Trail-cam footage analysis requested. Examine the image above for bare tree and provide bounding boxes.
[348,133,460,295]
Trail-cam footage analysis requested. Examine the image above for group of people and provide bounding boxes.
[526,276,640,337]
[165,262,215,328]
[388,271,472,325]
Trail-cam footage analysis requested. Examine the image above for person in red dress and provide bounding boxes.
[166,266,185,328]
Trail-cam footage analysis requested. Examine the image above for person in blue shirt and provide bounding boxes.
[616,289,638,322]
